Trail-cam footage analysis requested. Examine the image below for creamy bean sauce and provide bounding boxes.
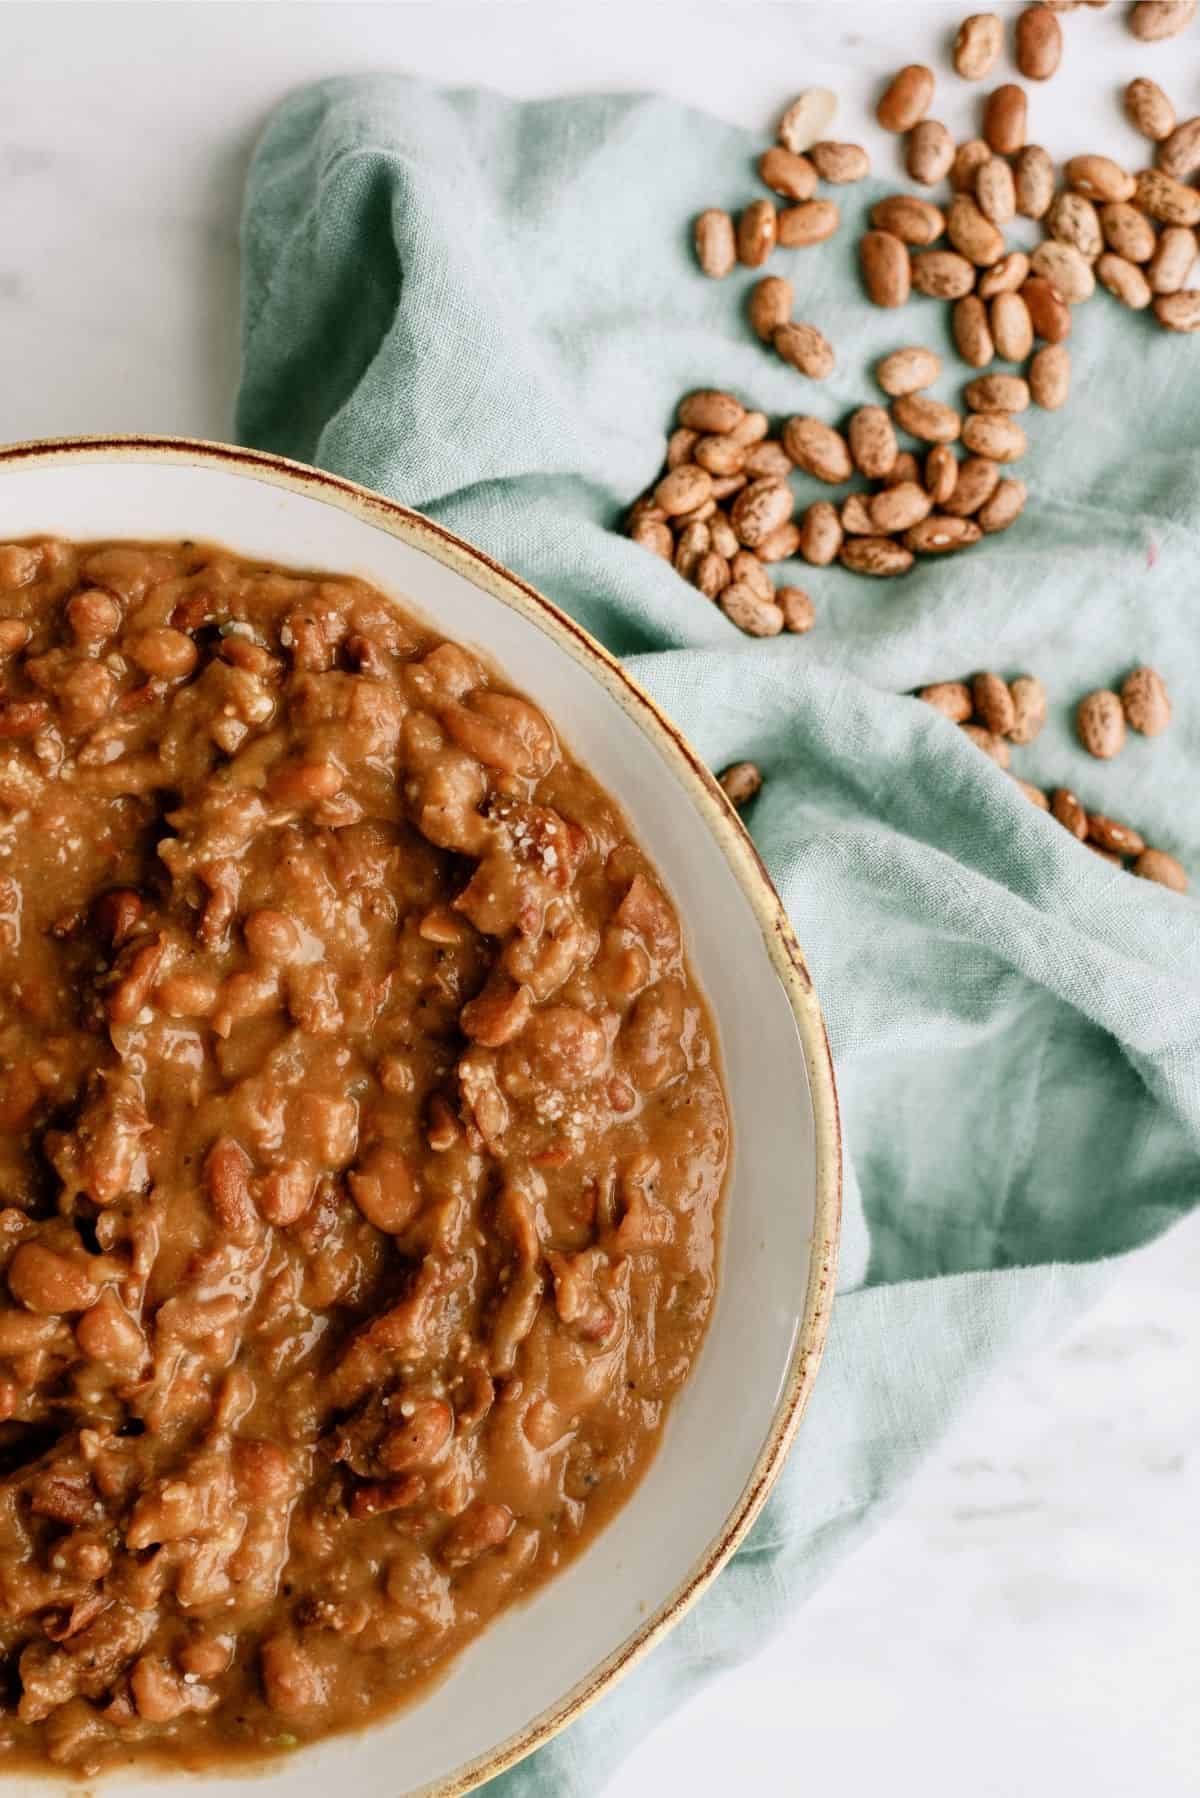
[0,539,728,1775]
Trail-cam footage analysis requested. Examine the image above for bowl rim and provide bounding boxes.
[0,433,842,1796]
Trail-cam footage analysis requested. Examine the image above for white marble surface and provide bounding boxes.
[2,3,1198,1793]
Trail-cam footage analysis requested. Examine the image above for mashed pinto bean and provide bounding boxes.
[0,539,728,1775]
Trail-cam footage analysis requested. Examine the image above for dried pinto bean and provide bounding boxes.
[984,84,1028,156]
[782,417,853,483]
[1097,253,1153,309]
[718,761,763,807]
[860,230,911,306]
[779,199,841,247]
[870,194,946,244]
[758,147,818,200]
[892,393,963,444]
[839,537,915,576]
[773,321,835,378]
[778,587,815,633]
[911,250,976,299]
[978,478,1027,532]
[737,199,778,268]
[876,346,942,395]
[1021,275,1073,341]
[748,276,794,342]
[778,87,838,154]
[1016,5,1062,78]
[925,445,959,507]
[1124,79,1175,142]
[919,681,973,722]
[1014,144,1055,218]
[952,138,992,193]
[906,120,956,185]
[678,390,746,433]
[848,407,899,479]
[942,457,1001,517]
[877,65,935,132]
[1011,677,1049,741]
[694,209,737,278]
[1129,1,1196,42]
[798,502,844,566]
[955,13,1004,79]
[1147,226,1198,293]
[990,291,1034,361]
[730,479,795,548]
[871,483,933,532]
[947,195,1005,267]
[979,252,1031,299]
[905,516,983,554]
[809,140,870,183]
[720,583,783,636]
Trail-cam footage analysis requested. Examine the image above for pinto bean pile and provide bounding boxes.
[0,538,728,1774]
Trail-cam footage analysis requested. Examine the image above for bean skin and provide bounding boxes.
[380,1400,454,1473]
[126,628,199,679]
[347,1148,420,1234]
[8,1242,100,1315]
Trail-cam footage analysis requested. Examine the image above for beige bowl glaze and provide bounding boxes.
[0,438,841,1797]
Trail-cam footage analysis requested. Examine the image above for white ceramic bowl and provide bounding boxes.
[0,438,841,1795]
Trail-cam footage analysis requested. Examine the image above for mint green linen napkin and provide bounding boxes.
[237,75,1200,1792]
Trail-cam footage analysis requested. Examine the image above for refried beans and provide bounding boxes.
[0,537,729,1775]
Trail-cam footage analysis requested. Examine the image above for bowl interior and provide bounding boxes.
[0,446,831,1796]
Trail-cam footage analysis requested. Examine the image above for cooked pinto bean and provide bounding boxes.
[549,1248,618,1343]
[285,965,342,1035]
[613,870,682,958]
[131,1655,213,1722]
[107,935,167,1026]
[0,1309,64,1353]
[425,1093,461,1152]
[155,971,219,1017]
[347,1147,420,1234]
[232,1439,294,1504]
[620,978,689,1092]
[126,628,198,679]
[517,1005,608,1085]
[203,1137,260,1244]
[50,1072,152,1207]
[349,1473,425,1520]
[57,661,117,730]
[0,539,726,1776]
[460,978,534,1047]
[404,744,489,853]
[30,1465,101,1524]
[441,690,557,778]
[292,1092,358,1167]
[260,1634,328,1717]
[8,1242,101,1315]
[0,618,32,657]
[0,698,49,738]
[243,908,304,963]
[257,1161,317,1227]
[212,967,280,1035]
[179,1634,235,1680]
[75,1289,147,1368]
[0,544,41,587]
[267,758,344,806]
[56,1533,113,1582]
[440,1501,514,1568]
[380,1399,454,1472]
